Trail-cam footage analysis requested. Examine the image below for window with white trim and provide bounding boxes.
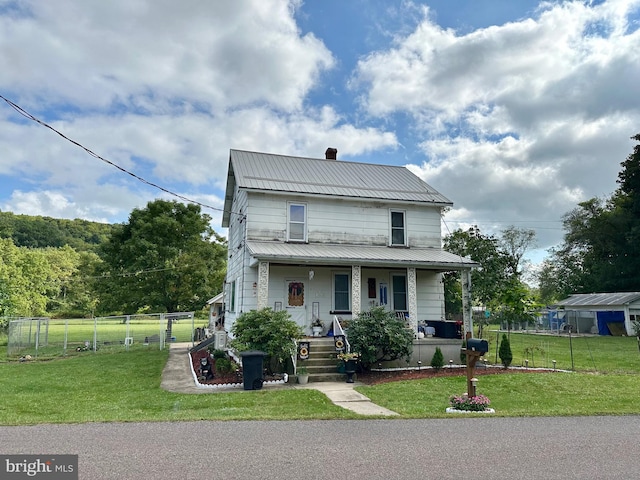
[287,203,307,242]
[229,280,237,313]
[333,272,350,312]
[390,210,407,246]
[391,274,407,312]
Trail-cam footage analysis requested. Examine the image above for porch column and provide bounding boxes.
[407,267,418,331]
[461,269,474,335]
[257,261,270,310]
[351,264,361,316]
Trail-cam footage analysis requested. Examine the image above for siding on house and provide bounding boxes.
[246,192,442,247]
[220,148,476,331]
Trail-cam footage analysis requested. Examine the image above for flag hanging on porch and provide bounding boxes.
[334,335,346,354]
[298,341,310,360]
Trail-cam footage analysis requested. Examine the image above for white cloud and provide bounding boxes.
[0,0,397,224]
[0,0,334,112]
[354,0,640,253]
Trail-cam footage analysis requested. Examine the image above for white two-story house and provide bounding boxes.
[221,148,476,336]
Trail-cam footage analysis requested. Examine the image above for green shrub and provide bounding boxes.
[209,348,227,359]
[499,333,513,368]
[215,357,232,374]
[431,346,444,371]
[230,308,303,373]
[346,306,413,369]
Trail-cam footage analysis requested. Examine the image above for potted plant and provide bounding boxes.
[337,352,359,383]
[296,365,309,384]
[311,318,323,337]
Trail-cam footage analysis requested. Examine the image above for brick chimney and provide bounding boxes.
[325,147,337,160]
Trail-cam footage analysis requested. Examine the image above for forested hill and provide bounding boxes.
[0,211,117,251]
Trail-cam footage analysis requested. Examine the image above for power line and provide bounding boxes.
[0,94,244,220]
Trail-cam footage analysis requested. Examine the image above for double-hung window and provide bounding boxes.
[390,210,407,246]
[392,274,407,312]
[288,203,307,242]
[333,273,350,312]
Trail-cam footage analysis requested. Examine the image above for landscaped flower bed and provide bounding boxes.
[446,393,495,414]
[188,350,288,389]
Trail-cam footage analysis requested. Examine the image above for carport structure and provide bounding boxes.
[554,292,640,336]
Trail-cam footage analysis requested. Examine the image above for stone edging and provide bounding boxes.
[187,352,288,390]
[445,407,496,414]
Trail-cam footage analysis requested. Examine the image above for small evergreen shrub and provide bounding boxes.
[210,348,227,359]
[431,346,444,371]
[499,333,513,368]
[215,358,233,374]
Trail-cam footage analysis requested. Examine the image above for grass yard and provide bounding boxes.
[357,372,640,417]
[484,330,640,373]
[5,317,201,359]
[1,332,640,425]
[0,348,357,425]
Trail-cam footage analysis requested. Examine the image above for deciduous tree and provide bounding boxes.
[96,200,227,314]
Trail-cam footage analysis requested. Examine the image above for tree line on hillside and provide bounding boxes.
[0,211,116,251]
[0,200,227,319]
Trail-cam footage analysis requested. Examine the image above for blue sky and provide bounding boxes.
[1,0,640,272]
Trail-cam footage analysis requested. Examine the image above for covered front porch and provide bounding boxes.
[246,240,476,337]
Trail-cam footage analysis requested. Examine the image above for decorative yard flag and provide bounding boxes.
[334,335,346,354]
[298,341,310,360]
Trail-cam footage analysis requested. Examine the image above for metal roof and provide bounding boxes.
[246,241,477,270]
[206,292,224,305]
[555,292,640,308]
[223,149,452,225]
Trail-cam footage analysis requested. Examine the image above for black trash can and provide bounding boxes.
[240,350,266,390]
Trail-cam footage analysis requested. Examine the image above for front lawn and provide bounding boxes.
[357,371,640,417]
[1,333,640,425]
[0,348,356,425]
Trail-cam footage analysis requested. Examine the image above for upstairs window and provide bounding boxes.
[288,203,307,242]
[390,210,406,246]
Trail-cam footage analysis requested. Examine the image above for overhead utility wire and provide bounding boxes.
[0,95,244,219]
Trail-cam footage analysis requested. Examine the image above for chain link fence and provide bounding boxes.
[6,312,199,358]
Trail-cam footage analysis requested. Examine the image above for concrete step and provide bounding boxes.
[307,372,352,383]
[298,337,350,382]
[306,364,341,374]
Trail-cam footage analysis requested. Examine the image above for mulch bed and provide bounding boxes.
[191,350,552,387]
[190,350,285,386]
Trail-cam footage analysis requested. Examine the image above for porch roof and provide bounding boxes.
[246,241,477,270]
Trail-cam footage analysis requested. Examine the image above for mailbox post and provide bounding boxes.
[463,333,489,397]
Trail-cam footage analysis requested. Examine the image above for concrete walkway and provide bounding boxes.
[161,342,398,416]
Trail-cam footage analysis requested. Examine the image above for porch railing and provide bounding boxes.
[332,315,351,353]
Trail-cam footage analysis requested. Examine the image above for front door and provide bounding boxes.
[286,279,307,333]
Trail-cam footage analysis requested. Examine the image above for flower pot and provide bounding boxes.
[297,374,309,385]
[345,359,357,383]
[312,326,322,337]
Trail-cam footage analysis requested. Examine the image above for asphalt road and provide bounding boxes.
[2,416,639,479]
